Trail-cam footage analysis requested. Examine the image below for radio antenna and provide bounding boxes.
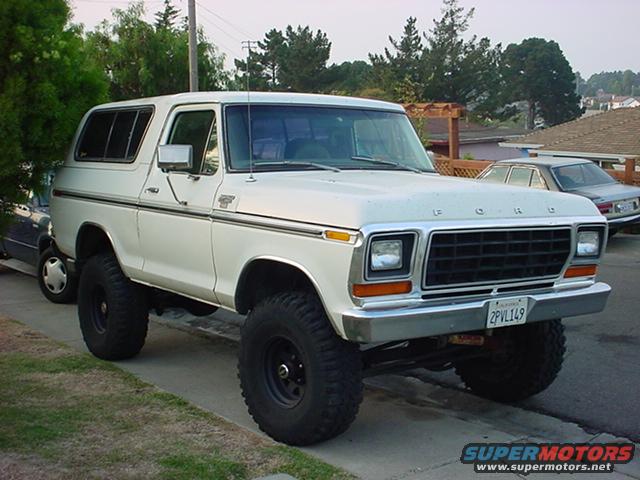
[242,40,258,183]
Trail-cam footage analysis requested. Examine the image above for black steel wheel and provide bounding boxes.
[263,336,306,408]
[239,291,363,446]
[78,253,149,360]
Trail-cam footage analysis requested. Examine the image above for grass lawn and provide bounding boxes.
[0,316,353,480]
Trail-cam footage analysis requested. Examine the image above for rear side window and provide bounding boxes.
[480,165,509,183]
[508,167,533,186]
[76,107,153,163]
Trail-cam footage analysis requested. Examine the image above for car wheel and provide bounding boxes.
[37,246,78,304]
[239,291,363,445]
[454,319,566,402]
[78,253,149,360]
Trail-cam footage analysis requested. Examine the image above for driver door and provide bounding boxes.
[137,104,223,302]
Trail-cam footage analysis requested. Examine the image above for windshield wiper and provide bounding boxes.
[351,155,423,174]
[254,161,341,173]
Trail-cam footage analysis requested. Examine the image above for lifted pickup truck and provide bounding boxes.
[51,92,611,445]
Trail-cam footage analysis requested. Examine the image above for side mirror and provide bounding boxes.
[158,144,193,171]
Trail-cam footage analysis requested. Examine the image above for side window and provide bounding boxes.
[77,111,115,160]
[481,165,510,183]
[530,169,547,189]
[76,108,153,163]
[508,167,533,186]
[167,110,218,175]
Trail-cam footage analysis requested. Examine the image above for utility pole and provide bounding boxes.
[187,0,198,92]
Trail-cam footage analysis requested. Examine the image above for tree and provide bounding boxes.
[502,38,582,128]
[278,26,331,92]
[370,17,423,101]
[87,1,229,100]
[368,1,505,119]
[324,60,373,95]
[581,70,640,96]
[234,28,285,91]
[421,0,504,119]
[154,0,180,30]
[0,0,108,231]
[257,29,286,89]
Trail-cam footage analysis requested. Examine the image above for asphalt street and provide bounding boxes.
[417,234,640,442]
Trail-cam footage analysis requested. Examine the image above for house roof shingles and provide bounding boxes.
[504,106,640,158]
[424,118,526,145]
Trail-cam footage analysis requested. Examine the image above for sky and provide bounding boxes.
[69,0,640,77]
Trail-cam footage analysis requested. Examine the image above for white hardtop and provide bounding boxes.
[89,91,405,113]
[496,156,592,167]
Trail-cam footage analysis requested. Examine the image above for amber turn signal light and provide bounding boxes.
[352,281,412,297]
[564,264,597,278]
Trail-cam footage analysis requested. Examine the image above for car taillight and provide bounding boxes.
[596,202,613,214]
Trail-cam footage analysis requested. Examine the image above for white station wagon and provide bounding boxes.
[50,92,611,445]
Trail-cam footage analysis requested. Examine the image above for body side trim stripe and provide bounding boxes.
[52,189,345,237]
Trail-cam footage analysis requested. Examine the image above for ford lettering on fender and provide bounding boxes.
[50,92,611,445]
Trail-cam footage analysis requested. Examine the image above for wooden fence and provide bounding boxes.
[434,157,640,186]
[433,157,493,178]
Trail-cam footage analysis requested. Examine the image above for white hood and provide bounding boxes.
[221,170,601,229]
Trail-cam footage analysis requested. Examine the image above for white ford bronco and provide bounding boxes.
[51,92,611,445]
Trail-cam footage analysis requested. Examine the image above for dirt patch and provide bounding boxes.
[0,453,67,480]
[0,316,352,480]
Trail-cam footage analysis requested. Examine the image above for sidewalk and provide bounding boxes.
[1,268,638,480]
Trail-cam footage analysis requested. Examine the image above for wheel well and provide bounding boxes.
[37,236,52,253]
[76,224,114,266]
[235,259,319,315]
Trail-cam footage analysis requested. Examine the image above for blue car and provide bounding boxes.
[0,182,77,303]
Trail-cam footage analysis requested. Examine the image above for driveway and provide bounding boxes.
[1,237,639,480]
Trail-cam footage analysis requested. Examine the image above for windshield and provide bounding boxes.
[225,105,434,172]
[552,163,617,190]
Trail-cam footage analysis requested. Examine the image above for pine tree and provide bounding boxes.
[155,0,180,31]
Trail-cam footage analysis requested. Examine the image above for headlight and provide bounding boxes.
[576,230,600,257]
[371,240,403,271]
[366,233,416,279]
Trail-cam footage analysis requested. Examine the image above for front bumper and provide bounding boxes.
[608,213,640,228]
[342,282,611,343]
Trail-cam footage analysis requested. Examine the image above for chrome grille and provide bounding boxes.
[424,228,572,288]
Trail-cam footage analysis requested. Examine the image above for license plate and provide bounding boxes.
[616,200,635,214]
[486,297,528,329]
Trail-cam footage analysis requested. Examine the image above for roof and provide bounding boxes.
[422,118,527,145]
[501,106,640,159]
[495,156,591,167]
[92,91,404,113]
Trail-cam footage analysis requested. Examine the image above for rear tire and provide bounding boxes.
[239,292,363,445]
[455,319,566,402]
[78,253,149,360]
[37,246,77,304]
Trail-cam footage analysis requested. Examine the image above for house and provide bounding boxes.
[609,96,640,110]
[421,118,527,160]
[499,106,640,173]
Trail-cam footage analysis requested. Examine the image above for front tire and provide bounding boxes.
[455,320,566,402]
[78,253,149,360]
[239,292,363,445]
[37,246,77,304]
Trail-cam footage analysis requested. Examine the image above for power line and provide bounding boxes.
[195,1,255,39]
[197,9,243,44]
[195,14,244,58]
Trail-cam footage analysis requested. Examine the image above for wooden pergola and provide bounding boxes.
[403,102,465,160]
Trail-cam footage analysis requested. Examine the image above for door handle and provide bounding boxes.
[145,187,159,194]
